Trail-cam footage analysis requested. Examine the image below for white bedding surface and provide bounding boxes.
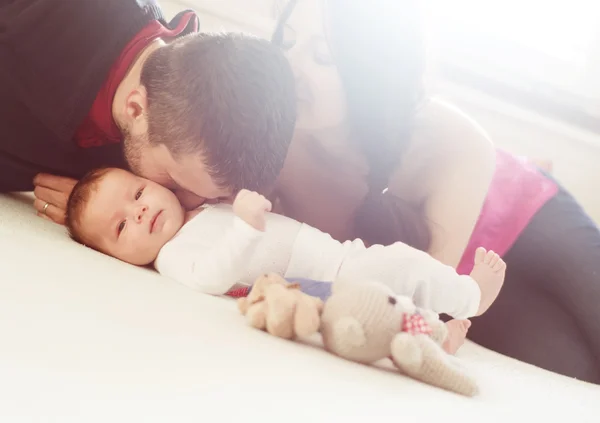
[1,192,599,423]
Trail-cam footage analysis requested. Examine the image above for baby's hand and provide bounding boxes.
[233,189,272,231]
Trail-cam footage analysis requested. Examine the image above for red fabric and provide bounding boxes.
[401,313,432,336]
[226,286,251,298]
[74,12,198,148]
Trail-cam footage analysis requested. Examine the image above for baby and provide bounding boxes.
[66,167,506,354]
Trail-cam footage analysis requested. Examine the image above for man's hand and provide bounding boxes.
[232,189,272,231]
[33,173,78,225]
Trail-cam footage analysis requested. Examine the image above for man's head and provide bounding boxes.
[66,168,186,266]
[118,32,297,203]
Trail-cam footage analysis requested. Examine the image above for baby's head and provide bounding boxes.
[66,168,186,265]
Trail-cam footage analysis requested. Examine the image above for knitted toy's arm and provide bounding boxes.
[417,308,448,345]
[391,333,479,397]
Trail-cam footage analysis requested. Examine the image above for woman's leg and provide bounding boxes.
[468,186,600,383]
[467,281,599,381]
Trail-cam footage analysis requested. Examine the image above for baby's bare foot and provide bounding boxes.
[443,319,471,355]
[470,247,506,316]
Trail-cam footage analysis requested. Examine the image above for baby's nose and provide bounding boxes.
[134,205,148,222]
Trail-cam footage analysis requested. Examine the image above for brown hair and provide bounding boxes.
[65,167,112,247]
[273,0,431,251]
[140,32,297,194]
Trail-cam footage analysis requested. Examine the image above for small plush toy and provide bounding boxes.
[320,280,479,397]
[238,273,323,339]
[239,275,478,397]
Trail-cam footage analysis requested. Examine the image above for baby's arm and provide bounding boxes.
[159,190,272,295]
[182,217,265,295]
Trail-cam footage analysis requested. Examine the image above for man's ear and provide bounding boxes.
[125,87,149,123]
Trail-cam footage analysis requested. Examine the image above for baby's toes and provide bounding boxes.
[484,250,496,265]
[493,258,506,272]
[488,253,500,267]
[474,247,487,264]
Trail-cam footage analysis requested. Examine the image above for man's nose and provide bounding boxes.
[134,205,148,223]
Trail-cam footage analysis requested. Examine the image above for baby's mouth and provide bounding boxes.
[150,210,163,234]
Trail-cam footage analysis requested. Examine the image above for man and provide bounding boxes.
[1,0,296,224]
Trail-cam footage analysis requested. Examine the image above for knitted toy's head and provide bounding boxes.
[320,280,417,363]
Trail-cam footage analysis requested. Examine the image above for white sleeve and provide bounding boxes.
[157,217,263,295]
[409,258,481,319]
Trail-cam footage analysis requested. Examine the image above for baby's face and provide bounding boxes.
[81,169,185,265]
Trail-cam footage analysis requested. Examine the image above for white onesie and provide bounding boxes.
[154,204,481,319]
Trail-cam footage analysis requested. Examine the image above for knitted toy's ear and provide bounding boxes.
[332,316,366,348]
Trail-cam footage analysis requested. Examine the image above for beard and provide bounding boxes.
[122,129,147,176]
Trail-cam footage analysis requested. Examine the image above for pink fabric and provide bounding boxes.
[401,313,433,336]
[456,149,559,275]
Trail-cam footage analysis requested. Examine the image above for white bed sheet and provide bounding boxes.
[1,193,598,423]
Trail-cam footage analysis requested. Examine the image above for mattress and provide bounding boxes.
[0,192,598,423]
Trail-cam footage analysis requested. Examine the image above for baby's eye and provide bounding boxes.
[135,188,144,200]
[117,221,126,235]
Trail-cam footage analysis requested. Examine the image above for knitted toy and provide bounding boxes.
[320,280,479,396]
[239,275,478,397]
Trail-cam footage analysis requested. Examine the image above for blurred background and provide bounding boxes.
[162,0,600,223]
